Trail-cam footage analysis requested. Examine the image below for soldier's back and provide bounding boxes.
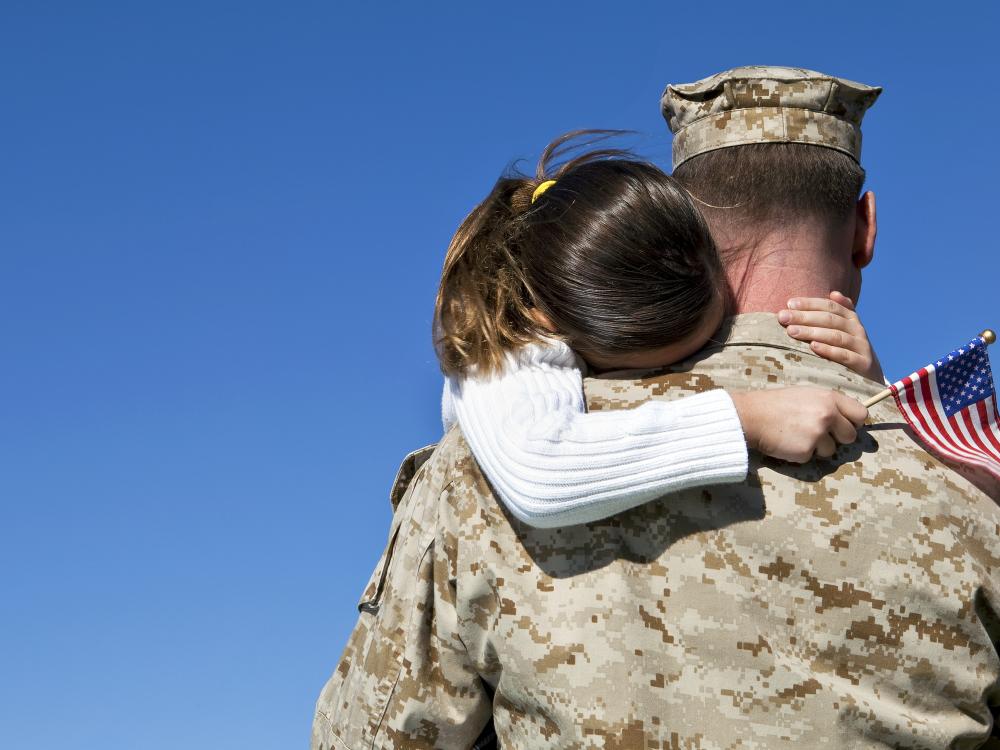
[454,316,1000,748]
[313,315,1000,750]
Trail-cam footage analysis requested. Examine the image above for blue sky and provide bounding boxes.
[2,2,997,748]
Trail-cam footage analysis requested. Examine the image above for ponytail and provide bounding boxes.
[433,176,545,378]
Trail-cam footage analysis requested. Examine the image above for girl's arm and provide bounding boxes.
[446,341,747,528]
[446,340,867,529]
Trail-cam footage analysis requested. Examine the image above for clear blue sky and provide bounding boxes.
[2,2,997,748]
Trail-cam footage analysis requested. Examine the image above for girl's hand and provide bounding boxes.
[778,291,884,382]
[730,387,869,463]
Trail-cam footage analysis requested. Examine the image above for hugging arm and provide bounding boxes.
[447,342,749,528]
[448,339,874,530]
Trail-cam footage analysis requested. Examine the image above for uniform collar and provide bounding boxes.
[590,313,819,380]
[710,313,819,358]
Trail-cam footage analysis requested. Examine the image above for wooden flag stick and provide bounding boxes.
[863,388,893,409]
[863,328,996,408]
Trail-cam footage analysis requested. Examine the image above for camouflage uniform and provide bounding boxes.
[313,315,1000,749]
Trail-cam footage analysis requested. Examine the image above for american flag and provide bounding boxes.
[890,334,1000,480]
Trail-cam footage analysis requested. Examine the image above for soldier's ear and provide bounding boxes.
[852,191,876,269]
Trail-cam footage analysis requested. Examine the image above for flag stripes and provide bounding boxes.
[890,335,1000,481]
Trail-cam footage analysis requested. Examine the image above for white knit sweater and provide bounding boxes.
[442,340,748,528]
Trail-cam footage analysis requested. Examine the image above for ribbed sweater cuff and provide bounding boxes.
[500,390,749,526]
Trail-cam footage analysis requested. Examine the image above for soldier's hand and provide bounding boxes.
[731,387,869,463]
[778,291,885,383]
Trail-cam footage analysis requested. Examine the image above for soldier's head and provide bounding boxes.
[664,67,881,307]
[434,131,725,377]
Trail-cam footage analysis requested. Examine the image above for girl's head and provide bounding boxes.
[434,131,726,377]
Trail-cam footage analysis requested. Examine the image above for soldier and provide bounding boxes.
[312,68,1000,749]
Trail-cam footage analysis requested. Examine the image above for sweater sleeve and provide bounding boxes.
[446,341,748,528]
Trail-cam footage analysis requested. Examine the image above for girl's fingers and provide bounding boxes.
[808,340,868,372]
[782,311,861,335]
[814,434,838,458]
[828,290,856,311]
[783,292,879,381]
[829,413,859,445]
[833,393,869,427]
[786,296,858,320]
[786,325,861,350]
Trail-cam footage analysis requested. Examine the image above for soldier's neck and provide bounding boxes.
[715,222,856,315]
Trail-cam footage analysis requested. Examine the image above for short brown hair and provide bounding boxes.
[672,143,866,231]
[434,131,723,378]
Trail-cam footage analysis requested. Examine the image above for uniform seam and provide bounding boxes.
[674,75,850,97]
[370,482,453,746]
[706,340,822,360]
[823,80,839,113]
[673,106,852,136]
[369,463,437,609]
[313,711,355,750]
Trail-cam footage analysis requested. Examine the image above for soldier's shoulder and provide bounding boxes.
[411,427,479,494]
[390,427,504,529]
[584,336,998,511]
[860,399,1000,508]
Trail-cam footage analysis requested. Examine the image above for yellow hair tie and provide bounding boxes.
[531,179,557,204]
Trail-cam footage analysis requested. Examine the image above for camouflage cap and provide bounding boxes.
[662,66,882,169]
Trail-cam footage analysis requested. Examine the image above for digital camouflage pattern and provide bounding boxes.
[312,315,1000,749]
[662,67,882,168]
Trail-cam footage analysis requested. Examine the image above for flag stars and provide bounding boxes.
[933,337,996,417]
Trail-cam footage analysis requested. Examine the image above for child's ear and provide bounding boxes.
[528,308,557,333]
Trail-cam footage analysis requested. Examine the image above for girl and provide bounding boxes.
[435,132,878,528]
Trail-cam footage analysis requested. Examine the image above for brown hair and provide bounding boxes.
[434,131,723,378]
[672,143,866,232]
